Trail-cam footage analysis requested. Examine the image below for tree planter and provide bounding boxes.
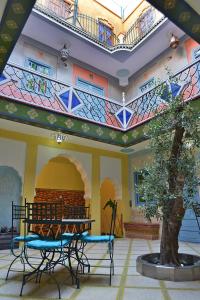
[137,253,200,281]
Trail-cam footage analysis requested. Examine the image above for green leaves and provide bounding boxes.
[140,82,200,222]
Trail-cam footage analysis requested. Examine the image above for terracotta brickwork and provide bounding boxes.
[34,188,85,206]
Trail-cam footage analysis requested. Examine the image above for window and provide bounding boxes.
[134,171,146,206]
[23,58,52,98]
[98,22,113,46]
[139,77,155,94]
[77,78,104,96]
[138,7,155,36]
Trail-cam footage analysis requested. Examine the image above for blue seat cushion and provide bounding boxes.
[26,239,71,250]
[13,234,39,242]
[82,235,114,243]
[62,231,88,239]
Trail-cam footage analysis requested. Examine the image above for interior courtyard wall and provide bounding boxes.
[125,38,189,100]
[78,0,122,36]
[9,36,122,102]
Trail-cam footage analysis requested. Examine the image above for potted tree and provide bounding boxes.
[136,80,200,281]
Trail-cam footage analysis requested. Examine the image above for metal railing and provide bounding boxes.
[35,0,120,47]
[34,1,164,49]
[126,58,200,129]
[0,63,123,129]
[123,7,164,45]
[0,59,200,131]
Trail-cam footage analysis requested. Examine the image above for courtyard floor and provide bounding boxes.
[0,238,200,300]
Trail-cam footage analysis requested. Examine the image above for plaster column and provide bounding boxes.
[20,142,37,235]
[91,154,101,235]
[121,156,131,223]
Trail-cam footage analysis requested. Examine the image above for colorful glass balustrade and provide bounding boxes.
[0,59,200,131]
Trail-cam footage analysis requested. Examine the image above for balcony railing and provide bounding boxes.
[34,0,164,49]
[126,58,200,129]
[35,0,120,47]
[0,59,200,131]
[123,7,165,45]
[0,63,123,129]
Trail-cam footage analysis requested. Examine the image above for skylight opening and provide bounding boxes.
[95,0,143,19]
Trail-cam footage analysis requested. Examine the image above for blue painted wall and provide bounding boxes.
[179,208,200,243]
[0,166,22,230]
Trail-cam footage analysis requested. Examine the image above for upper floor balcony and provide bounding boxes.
[0,59,199,138]
[34,0,165,50]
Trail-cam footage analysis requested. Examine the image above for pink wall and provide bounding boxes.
[184,38,199,63]
[72,64,108,97]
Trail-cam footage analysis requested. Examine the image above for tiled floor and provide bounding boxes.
[0,239,200,300]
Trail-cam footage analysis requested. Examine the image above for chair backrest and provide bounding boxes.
[27,202,62,221]
[11,199,26,238]
[63,205,90,219]
[109,201,118,236]
[192,203,200,230]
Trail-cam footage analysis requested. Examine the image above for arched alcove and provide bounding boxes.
[35,156,87,207]
[0,166,22,229]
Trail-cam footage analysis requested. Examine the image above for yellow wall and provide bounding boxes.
[78,0,122,35]
[36,156,84,190]
[0,127,131,235]
[100,178,115,234]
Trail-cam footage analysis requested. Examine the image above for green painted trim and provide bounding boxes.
[0,0,36,73]
[147,0,200,43]
[0,97,200,147]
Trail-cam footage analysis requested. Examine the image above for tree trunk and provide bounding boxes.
[160,118,185,266]
[160,193,185,265]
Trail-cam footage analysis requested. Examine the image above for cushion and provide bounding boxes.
[62,231,89,239]
[13,234,39,242]
[26,239,71,250]
[82,235,114,243]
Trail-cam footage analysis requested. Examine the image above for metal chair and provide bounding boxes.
[6,200,39,280]
[20,202,72,299]
[81,201,117,285]
[192,203,200,231]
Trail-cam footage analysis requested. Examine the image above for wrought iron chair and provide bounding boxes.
[192,203,200,232]
[6,200,39,280]
[81,201,117,285]
[61,205,90,276]
[20,202,72,299]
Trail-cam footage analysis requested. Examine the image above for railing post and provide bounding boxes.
[73,0,78,26]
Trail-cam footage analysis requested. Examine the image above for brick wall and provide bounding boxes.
[34,188,85,206]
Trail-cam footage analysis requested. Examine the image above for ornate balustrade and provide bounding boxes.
[123,7,164,45]
[35,0,120,47]
[0,63,123,129]
[0,59,200,131]
[34,0,164,49]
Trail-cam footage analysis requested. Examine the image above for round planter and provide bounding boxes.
[136,253,200,281]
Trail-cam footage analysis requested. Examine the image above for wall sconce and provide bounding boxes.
[169,34,179,49]
[51,132,68,144]
[60,44,70,67]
